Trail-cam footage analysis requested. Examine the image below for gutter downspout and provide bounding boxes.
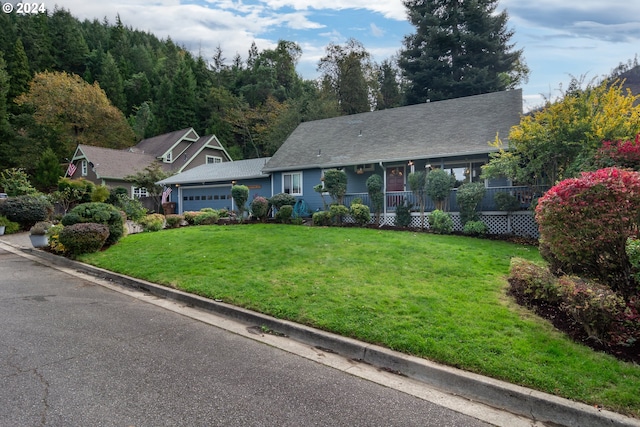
[379,161,387,227]
[177,185,183,214]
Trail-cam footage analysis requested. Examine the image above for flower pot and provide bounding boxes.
[29,234,48,248]
[0,225,5,236]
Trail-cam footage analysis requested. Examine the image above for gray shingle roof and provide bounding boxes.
[158,158,272,185]
[263,89,522,172]
[75,145,162,179]
[133,128,199,158]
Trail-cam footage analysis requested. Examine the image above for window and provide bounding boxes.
[81,160,88,176]
[165,151,172,162]
[206,156,223,164]
[283,172,302,195]
[132,187,148,198]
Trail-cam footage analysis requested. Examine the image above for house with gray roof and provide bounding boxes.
[262,89,524,213]
[158,158,272,212]
[68,128,232,197]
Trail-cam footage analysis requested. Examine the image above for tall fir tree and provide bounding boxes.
[98,51,126,111]
[398,0,528,104]
[7,38,31,102]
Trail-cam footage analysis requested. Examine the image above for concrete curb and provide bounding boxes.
[5,242,640,427]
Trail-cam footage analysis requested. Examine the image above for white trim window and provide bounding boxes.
[81,160,88,176]
[132,187,149,198]
[206,155,223,164]
[165,151,172,163]
[283,172,302,195]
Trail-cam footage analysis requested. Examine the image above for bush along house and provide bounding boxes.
[159,90,542,237]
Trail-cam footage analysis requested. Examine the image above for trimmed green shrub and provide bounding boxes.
[59,223,110,256]
[62,202,124,246]
[428,209,453,234]
[508,258,561,306]
[366,174,384,222]
[165,214,184,229]
[0,195,53,228]
[463,220,488,236]
[269,193,296,210]
[323,169,347,204]
[395,202,412,227]
[231,185,249,218]
[0,168,37,196]
[275,205,293,223]
[456,182,486,225]
[536,167,640,297]
[329,204,349,225]
[312,210,332,226]
[426,169,455,210]
[182,211,201,225]
[494,192,521,212]
[91,185,110,202]
[139,213,165,231]
[349,203,371,226]
[194,211,220,225]
[250,196,270,221]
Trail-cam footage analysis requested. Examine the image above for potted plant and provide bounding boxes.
[0,215,10,235]
[29,221,52,248]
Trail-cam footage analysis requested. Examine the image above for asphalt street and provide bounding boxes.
[0,246,499,427]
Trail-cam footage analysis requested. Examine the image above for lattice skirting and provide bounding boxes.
[362,211,539,238]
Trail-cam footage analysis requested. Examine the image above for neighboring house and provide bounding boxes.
[262,89,527,213]
[157,158,272,213]
[68,128,232,197]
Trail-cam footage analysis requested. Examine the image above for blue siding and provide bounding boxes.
[175,177,272,213]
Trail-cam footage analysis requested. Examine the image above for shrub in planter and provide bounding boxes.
[269,193,296,210]
[558,275,626,343]
[535,167,640,297]
[329,204,349,225]
[275,205,293,224]
[250,196,270,221]
[59,222,110,256]
[62,202,124,246]
[463,220,488,236]
[508,258,561,306]
[0,195,52,228]
[428,209,453,234]
[312,210,332,226]
[194,211,219,225]
[139,213,165,231]
[165,214,184,229]
[349,203,371,226]
[456,182,486,225]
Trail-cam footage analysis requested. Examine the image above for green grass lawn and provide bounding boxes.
[80,224,640,417]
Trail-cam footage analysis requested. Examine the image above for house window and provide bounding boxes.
[283,172,302,195]
[206,156,223,164]
[165,151,172,162]
[132,187,148,198]
[81,160,88,176]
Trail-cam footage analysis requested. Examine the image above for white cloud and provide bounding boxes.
[370,22,385,38]
[259,0,406,20]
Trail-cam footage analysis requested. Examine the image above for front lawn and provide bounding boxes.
[80,224,640,417]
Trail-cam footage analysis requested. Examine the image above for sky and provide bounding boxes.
[14,0,640,112]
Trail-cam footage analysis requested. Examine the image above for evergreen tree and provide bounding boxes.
[98,52,126,111]
[33,147,63,191]
[167,60,196,130]
[49,8,89,75]
[318,38,374,115]
[7,38,31,102]
[376,59,402,110]
[399,0,528,104]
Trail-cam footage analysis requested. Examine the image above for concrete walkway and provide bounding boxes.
[1,232,638,427]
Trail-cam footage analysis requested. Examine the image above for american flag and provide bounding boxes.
[66,162,77,177]
[161,186,172,204]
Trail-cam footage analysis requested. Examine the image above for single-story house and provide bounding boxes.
[261,88,527,213]
[68,128,232,197]
[158,90,541,235]
[158,158,272,213]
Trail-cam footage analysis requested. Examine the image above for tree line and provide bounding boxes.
[0,0,528,182]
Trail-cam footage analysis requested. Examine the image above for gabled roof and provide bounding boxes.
[132,128,199,158]
[72,145,163,179]
[263,89,522,172]
[176,135,230,173]
[158,158,272,185]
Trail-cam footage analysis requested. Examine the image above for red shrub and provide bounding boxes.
[535,168,640,297]
[595,134,640,170]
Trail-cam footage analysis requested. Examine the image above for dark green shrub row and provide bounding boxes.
[59,223,110,256]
